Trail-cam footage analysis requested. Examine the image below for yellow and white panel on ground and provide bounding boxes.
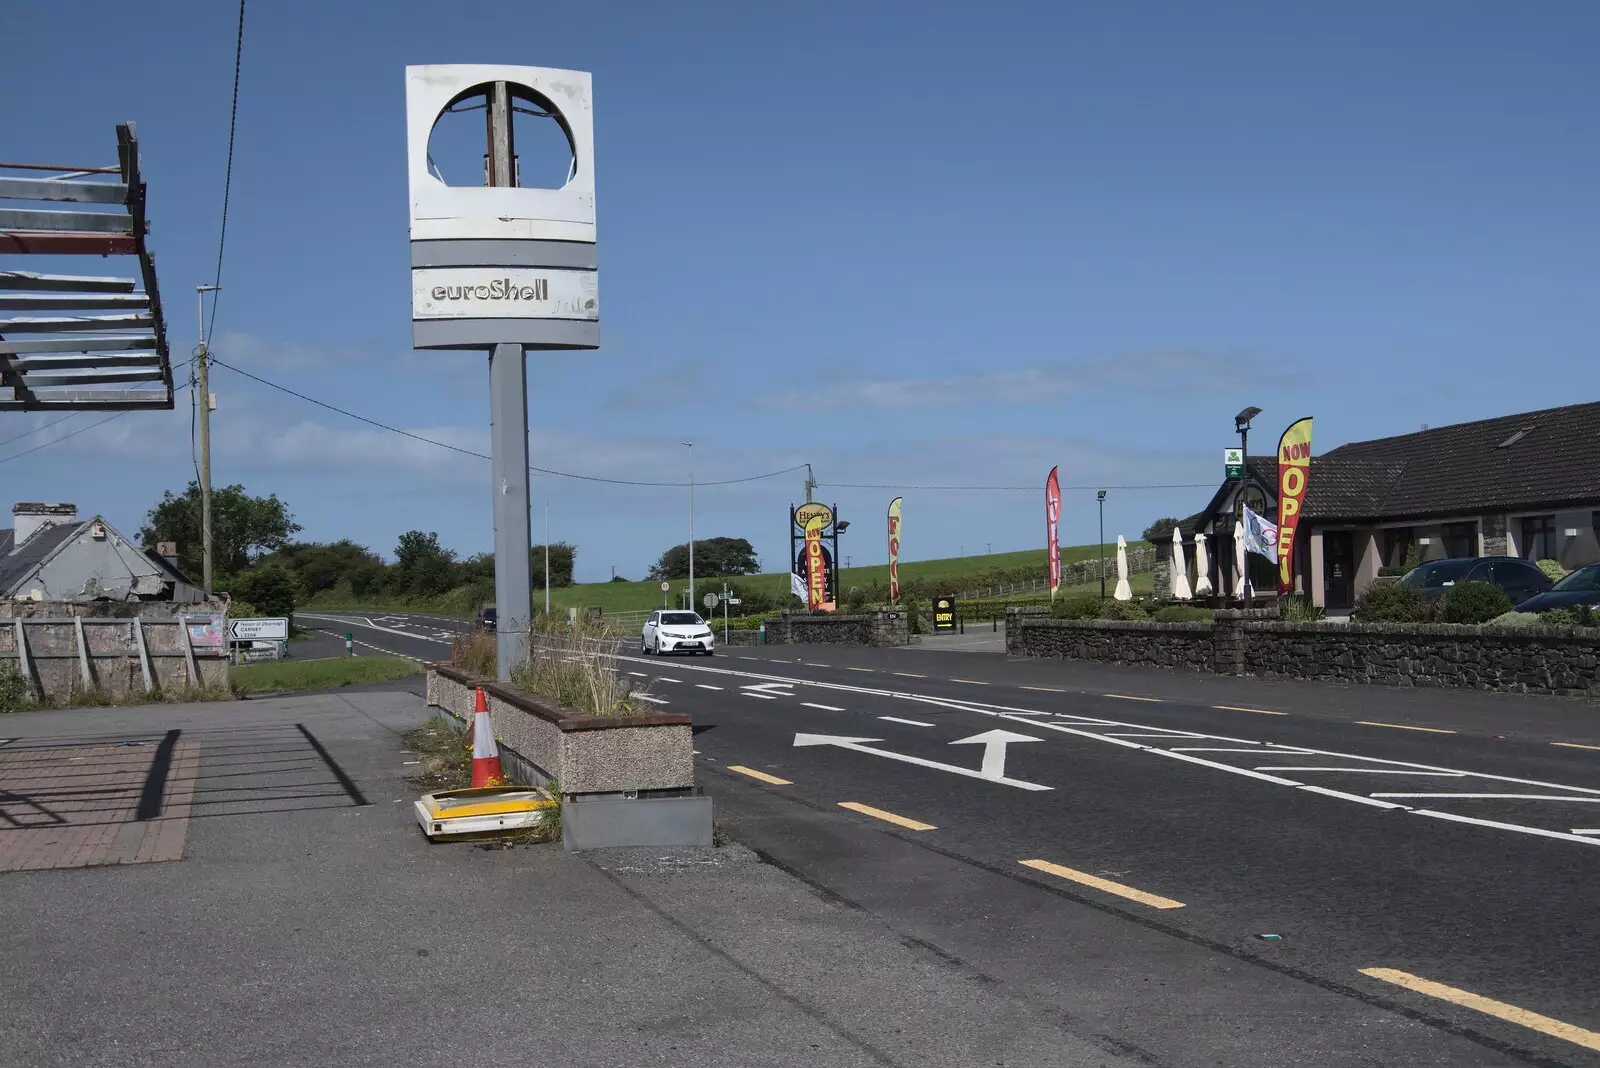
[414,787,557,840]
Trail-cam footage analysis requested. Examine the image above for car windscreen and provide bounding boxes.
[1399,561,1476,588]
[1551,564,1600,592]
[660,613,703,626]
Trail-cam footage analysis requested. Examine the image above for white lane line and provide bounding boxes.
[802,702,845,712]
[1413,810,1600,846]
[1570,829,1600,835]
[1102,731,1207,739]
[1170,747,1311,754]
[629,672,648,677]
[1371,793,1600,802]
[743,692,776,700]
[298,613,453,645]
[1256,768,1467,775]
[1355,721,1455,734]
[657,677,683,683]
[633,695,670,705]
[1297,785,1410,809]
[696,684,723,691]
[879,716,935,727]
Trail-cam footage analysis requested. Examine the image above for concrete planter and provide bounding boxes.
[426,664,709,848]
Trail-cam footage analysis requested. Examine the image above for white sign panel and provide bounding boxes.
[412,267,598,320]
[229,617,288,642]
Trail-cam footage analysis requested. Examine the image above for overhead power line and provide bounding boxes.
[0,412,80,449]
[206,356,806,487]
[207,0,246,341]
[0,370,195,467]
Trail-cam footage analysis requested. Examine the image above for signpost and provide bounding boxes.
[933,596,957,633]
[1224,447,1244,479]
[407,64,598,682]
[228,617,289,664]
[661,580,670,607]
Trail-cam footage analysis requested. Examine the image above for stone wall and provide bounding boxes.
[761,608,910,647]
[0,602,230,702]
[1243,622,1600,695]
[1008,611,1600,697]
[1006,617,1215,671]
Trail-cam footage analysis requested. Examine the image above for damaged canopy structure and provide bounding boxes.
[0,123,174,410]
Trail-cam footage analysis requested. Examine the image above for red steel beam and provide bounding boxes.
[0,231,137,255]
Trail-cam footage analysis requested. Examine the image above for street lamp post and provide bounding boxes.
[1234,406,1262,605]
[1097,490,1107,600]
[682,441,694,607]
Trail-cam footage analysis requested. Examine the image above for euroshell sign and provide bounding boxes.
[405,64,598,351]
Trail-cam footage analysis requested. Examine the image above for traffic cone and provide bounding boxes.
[470,686,505,787]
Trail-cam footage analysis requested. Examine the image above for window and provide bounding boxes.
[1520,515,1556,561]
[1400,561,1477,588]
[1441,521,1477,559]
[660,612,703,626]
[1382,528,1415,568]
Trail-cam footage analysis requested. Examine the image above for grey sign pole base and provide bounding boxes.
[562,793,714,851]
[489,341,533,678]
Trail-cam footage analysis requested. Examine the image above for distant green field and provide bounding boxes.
[543,542,1137,615]
[304,542,1150,620]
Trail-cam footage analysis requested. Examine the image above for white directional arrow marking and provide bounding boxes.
[949,729,1042,780]
[793,733,1051,791]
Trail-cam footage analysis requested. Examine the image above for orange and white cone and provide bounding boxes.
[470,686,505,788]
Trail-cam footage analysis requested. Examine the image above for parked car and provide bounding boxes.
[478,606,497,631]
[1515,563,1600,614]
[1398,557,1552,607]
[641,610,715,655]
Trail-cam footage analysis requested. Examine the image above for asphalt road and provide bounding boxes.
[299,612,1600,1067]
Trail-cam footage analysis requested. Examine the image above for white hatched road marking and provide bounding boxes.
[879,716,935,727]
[382,635,1600,850]
[802,702,845,712]
[696,684,723,691]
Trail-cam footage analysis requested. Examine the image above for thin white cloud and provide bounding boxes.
[757,349,1294,410]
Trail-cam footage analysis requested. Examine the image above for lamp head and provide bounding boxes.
[1096,490,1107,501]
[1234,406,1262,430]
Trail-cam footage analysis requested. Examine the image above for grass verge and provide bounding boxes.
[231,655,421,693]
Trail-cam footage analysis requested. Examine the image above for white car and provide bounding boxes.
[642,610,715,655]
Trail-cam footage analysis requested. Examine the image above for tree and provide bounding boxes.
[232,564,297,617]
[648,537,759,580]
[263,540,387,598]
[139,482,300,578]
[1142,517,1181,543]
[394,531,457,596]
[531,543,576,588]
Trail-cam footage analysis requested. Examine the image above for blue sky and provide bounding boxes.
[5,1,1597,581]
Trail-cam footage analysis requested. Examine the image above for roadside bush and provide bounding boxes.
[1283,597,1325,623]
[1097,601,1148,621]
[1152,605,1211,623]
[1051,594,1101,620]
[1535,558,1567,583]
[1436,581,1513,625]
[232,564,297,618]
[1489,611,1542,628]
[1537,605,1598,628]
[0,662,31,713]
[1354,580,1425,623]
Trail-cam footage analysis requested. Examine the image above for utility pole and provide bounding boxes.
[485,80,534,677]
[804,463,815,504]
[195,285,219,598]
[683,442,695,606]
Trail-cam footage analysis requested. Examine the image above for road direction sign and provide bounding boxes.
[793,732,1051,791]
[228,617,288,642]
[726,598,742,605]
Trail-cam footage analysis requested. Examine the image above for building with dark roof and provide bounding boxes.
[1179,401,1600,610]
[0,503,203,602]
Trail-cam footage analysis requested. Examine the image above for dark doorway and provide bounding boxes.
[1324,532,1355,610]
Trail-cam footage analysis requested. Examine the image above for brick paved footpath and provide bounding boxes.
[0,739,199,872]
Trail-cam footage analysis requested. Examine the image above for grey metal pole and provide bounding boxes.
[195,285,219,598]
[486,82,532,678]
[683,441,694,607]
[1098,496,1106,600]
[544,495,551,616]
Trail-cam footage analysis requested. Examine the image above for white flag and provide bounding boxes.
[1242,506,1280,561]
[790,572,807,601]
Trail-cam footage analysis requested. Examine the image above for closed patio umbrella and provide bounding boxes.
[1171,527,1192,601]
[1194,532,1213,596]
[1114,535,1133,601]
